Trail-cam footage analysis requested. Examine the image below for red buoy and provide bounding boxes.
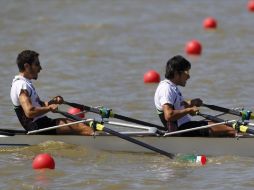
[68,107,85,118]
[247,0,254,12]
[32,153,55,169]
[185,40,202,55]
[143,70,160,83]
[203,17,217,29]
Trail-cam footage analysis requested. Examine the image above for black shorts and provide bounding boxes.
[32,116,57,135]
[178,121,210,137]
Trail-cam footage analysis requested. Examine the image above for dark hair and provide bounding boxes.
[165,55,191,79]
[16,50,39,72]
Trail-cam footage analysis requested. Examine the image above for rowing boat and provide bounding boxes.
[2,102,253,158]
[1,128,254,157]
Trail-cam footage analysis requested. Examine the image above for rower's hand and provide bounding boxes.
[190,98,203,107]
[48,104,59,113]
[187,106,199,116]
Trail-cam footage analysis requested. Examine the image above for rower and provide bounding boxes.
[10,50,93,135]
[154,55,236,137]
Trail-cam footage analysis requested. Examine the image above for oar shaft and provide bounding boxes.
[105,121,155,131]
[164,120,236,136]
[198,112,254,135]
[102,127,174,158]
[64,101,164,129]
[27,119,93,134]
[202,104,254,119]
[198,112,224,123]
[202,104,241,116]
[113,113,162,128]
[56,110,83,121]
[63,101,100,114]
[56,109,174,159]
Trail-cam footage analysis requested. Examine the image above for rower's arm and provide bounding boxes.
[163,103,198,122]
[19,89,55,118]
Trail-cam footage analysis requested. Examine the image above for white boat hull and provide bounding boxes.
[1,134,254,157]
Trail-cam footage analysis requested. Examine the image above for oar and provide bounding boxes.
[164,120,236,136]
[104,121,158,133]
[55,109,175,159]
[202,104,254,120]
[27,119,94,134]
[198,112,254,135]
[63,101,164,129]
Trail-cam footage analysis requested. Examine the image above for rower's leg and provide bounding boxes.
[209,122,236,137]
[55,118,93,135]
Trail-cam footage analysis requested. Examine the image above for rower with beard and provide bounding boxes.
[10,50,93,135]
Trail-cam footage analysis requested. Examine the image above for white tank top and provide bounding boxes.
[10,75,45,121]
[154,79,190,127]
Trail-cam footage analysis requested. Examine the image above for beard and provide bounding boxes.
[32,73,38,80]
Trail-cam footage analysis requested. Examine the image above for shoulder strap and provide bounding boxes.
[157,110,168,130]
[12,77,33,97]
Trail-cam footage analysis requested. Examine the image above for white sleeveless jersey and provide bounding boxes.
[10,75,45,121]
[154,79,190,127]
